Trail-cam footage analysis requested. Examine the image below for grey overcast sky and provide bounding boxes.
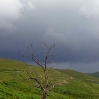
[0,0,99,73]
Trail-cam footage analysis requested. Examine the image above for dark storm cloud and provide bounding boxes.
[1,0,99,72]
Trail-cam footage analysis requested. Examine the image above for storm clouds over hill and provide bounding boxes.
[1,0,99,73]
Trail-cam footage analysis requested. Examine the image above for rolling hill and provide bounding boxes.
[0,58,99,99]
[88,72,99,78]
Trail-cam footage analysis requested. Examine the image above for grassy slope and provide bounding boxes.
[57,69,99,82]
[89,72,99,78]
[0,59,99,99]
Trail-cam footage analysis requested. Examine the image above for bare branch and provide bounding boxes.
[31,53,45,70]
[29,77,44,91]
[48,85,55,91]
[19,52,32,59]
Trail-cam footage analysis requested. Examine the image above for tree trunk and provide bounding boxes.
[42,91,47,99]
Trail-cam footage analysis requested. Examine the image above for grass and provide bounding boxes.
[0,58,99,99]
[88,72,99,78]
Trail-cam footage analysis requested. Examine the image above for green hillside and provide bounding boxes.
[57,69,99,82]
[89,72,99,78]
[0,58,99,99]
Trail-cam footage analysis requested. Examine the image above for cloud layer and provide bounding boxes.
[1,0,99,73]
[0,0,23,29]
[0,0,36,29]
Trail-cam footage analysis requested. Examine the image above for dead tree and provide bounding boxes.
[21,43,55,99]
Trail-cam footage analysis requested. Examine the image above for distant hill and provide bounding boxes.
[88,72,99,78]
[56,69,99,82]
[1,58,99,99]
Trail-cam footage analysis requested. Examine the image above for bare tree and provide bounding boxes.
[21,43,55,99]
